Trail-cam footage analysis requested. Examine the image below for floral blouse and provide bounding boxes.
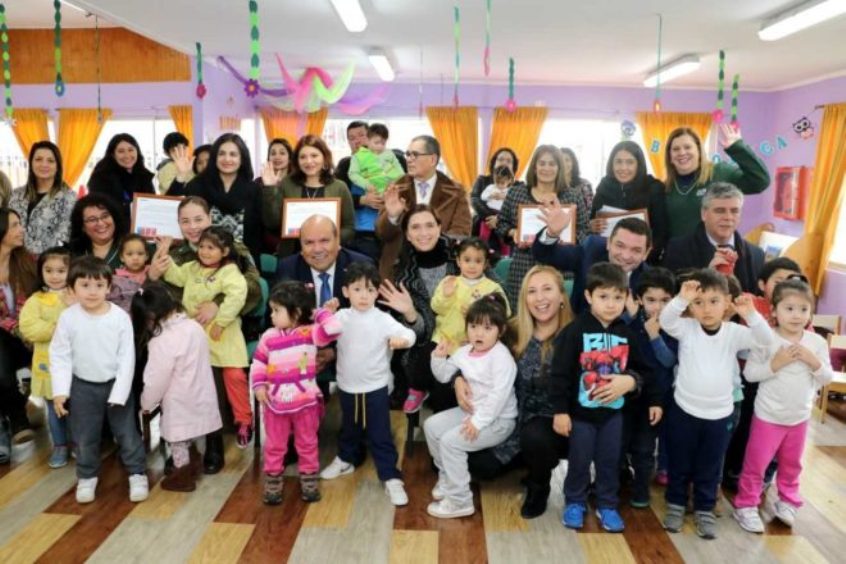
[9,187,77,255]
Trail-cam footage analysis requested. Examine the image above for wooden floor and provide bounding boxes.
[1,399,845,563]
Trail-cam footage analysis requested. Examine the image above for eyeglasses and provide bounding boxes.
[405,151,434,159]
[83,213,112,225]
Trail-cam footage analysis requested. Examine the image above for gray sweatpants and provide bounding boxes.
[424,407,515,506]
[69,377,146,479]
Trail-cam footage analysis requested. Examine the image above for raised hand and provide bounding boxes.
[260,162,282,187]
[589,217,608,235]
[442,276,458,298]
[538,199,571,239]
[378,280,416,319]
[679,280,701,302]
[173,145,195,182]
[733,293,756,320]
[383,184,407,219]
[719,123,742,149]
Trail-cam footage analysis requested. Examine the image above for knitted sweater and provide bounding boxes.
[250,309,341,415]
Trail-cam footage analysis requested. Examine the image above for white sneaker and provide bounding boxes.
[76,477,98,504]
[773,500,798,527]
[320,457,354,480]
[129,473,149,502]
[733,507,764,533]
[385,479,409,506]
[427,498,475,519]
[431,479,446,501]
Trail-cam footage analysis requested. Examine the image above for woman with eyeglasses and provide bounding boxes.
[87,133,155,225]
[8,141,77,255]
[68,194,128,270]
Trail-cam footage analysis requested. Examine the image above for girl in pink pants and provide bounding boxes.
[732,278,833,533]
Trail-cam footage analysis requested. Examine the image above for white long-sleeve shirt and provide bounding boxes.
[659,296,773,420]
[49,303,135,406]
[335,307,417,394]
[431,342,518,430]
[745,330,833,426]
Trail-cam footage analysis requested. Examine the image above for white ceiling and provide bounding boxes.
[9,0,846,90]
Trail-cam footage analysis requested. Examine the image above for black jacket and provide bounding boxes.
[275,247,374,309]
[662,222,765,294]
[87,165,154,224]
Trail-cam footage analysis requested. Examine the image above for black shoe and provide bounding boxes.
[203,432,225,475]
[521,482,550,519]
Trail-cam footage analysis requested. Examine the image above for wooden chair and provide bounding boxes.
[743,222,774,246]
[813,314,842,335]
[819,334,846,423]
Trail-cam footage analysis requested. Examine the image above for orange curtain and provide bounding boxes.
[426,106,478,190]
[167,105,193,150]
[803,103,846,292]
[57,108,113,189]
[11,108,50,159]
[259,107,298,145]
[635,111,712,181]
[305,108,329,138]
[486,107,548,178]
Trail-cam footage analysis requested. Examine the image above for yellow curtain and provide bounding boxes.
[306,108,329,138]
[57,108,113,189]
[486,107,548,178]
[11,108,50,159]
[426,106,478,190]
[259,107,298,145]
[167,105,193,150]
[635,111,712,181]
[803,103,846,293]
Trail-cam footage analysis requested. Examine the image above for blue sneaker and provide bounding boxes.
[562,503,586,529]
[596,507,625,532]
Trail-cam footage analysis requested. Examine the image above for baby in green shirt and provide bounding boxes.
[348,123,405,194]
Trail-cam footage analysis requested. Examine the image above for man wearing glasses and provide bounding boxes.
[375,135,471,279]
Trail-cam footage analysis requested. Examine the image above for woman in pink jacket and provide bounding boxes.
[134,282,222,492]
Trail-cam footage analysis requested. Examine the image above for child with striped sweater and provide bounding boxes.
[250,281,341,505]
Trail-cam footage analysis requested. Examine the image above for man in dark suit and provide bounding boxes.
[663,182,765,293]
[376,135,472,279]
[532,206,653,313]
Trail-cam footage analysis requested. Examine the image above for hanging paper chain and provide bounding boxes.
[730,74,740,126]
[483,0,491,76]
[453,6,460,107]
[54,0,64,96]
[95,16,102,122]
[653,14,663,112]
[505,57,516,112]
[195,42,206,98]
[0,4,11,119]
[245,0,260,97]
[716,50,725,109]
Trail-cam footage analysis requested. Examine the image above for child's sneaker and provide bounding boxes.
[128,473,149,502]
[300,472,321,502]
[562,503,586,529]
[773,500,798,527]
[263,474,283,505]
[236,424,253,449]
[654,469,668,486]
[385,479,409,506]
[76,477,98,504]
[663,503,685,532]
[48,446,69,469]
[596,507,625,532]
[733,507,764,533]
[403,389,429,414]
[320,456,354,480]
[427,498,474,518]
[694,510,717,539]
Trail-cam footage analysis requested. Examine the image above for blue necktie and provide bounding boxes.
[318,272,332,306]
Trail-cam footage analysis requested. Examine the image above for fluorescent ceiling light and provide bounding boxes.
[330,0,367,33]
[759,0,846,41]
[59,1,88,14]
[643,55,701,87]
[368,49,395,81]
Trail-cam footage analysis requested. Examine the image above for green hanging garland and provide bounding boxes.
[0,4,12,120]
[54,0,64,96]
[195,42,206,98]
[245,0,260,97]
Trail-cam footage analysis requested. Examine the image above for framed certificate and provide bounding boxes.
[131,193,184,240]
[281,197,342,238]
[596,208,649,238]
[516,204,576,245]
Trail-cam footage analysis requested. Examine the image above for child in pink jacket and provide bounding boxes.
[134,282,222,492]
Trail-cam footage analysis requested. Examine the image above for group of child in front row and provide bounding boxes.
[19,225,832,540]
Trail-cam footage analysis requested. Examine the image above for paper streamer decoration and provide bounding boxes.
[711,49,725,122]
[652,14,663,113]
[0,4,11,120]
[453,6,460,107]
[483,0,491,76]
[53,1,64,96]
[245,0,260,97]
[195,42,206,98]
[217,56,288,97]
[730,73,739,126]
[504,57,516,112]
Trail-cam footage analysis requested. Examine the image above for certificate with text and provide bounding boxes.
[131,194,184,240]
[281,198,342,238]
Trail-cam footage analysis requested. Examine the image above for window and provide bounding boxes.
[827,188,846,267]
